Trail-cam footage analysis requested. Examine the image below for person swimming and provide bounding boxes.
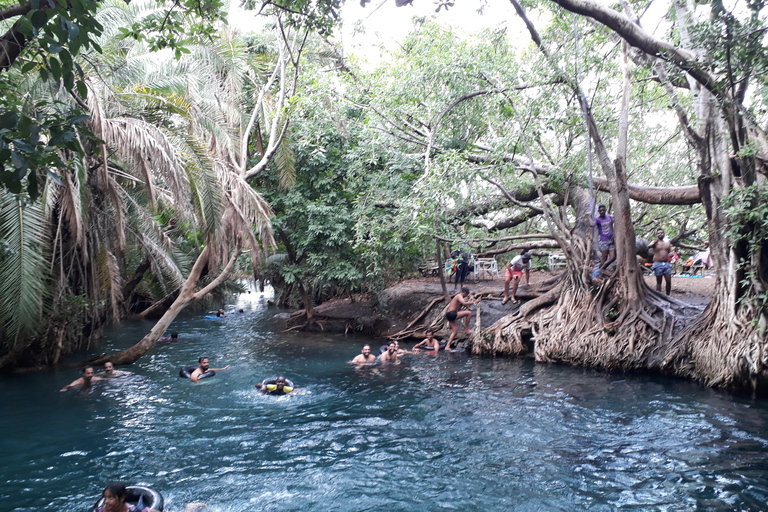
[256,375,296,395]
[349,344,377,364]
[188,357,231,383]
[93,482,160,512]
[60,366,101,391]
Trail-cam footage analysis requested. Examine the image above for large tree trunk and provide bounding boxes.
[90,245,240,365]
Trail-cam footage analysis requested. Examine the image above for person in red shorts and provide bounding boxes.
[502,251,531,305]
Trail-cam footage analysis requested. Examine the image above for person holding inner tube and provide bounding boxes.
[413,329,441,352]
[349,344,377,364]
[190,357,230,383]
[256,375,295,395]
[93,482,160,512]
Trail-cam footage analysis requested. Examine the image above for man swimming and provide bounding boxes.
[349,344,377,364]
[445,288,481,350]
[413,329,441,352]
[60,366,101,391]
[189,357,231,383]
[255,375,296,395]
[379,341,399,362]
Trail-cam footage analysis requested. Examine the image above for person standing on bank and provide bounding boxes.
[649,228,673,296]
[502,251,531,305]
[452,249,471,292]
[594,205,616,274]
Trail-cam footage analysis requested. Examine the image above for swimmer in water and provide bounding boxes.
[94,482,160,512]
[256,375,296,395]
[349,344,377,364]
[412,329,441,352]
[60,366,101,391]
[379,341,399,362]
[101,362,129,377]
[216,309,225,318]
[189,357,230,383]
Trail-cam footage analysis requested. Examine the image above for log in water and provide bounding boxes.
[2,289,768,511]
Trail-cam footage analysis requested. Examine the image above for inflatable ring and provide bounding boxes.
[204,315,223,319]
[179,366,215,379]
[260,377,295,395]
[421,343,446,351]
[92,485,164,511]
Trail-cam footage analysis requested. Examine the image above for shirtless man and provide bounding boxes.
[190,357,230,383]
[349,344,377,364]
[60,366,101,391]
[445,288,481,350]
[649,228,672,295]
[413,329,441,352]
[379,341,399,362]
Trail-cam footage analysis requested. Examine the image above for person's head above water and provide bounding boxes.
[171,332,178,340]
[101,482,127,512]
[425,329,434,338]
[361,345,371,356]
[217,309,225,317]
[198,357,209,371]
[82,366,95,381]
[387,340,397,353]
[104,362,114,375]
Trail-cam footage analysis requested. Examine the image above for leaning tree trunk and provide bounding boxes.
[90,245,240,365]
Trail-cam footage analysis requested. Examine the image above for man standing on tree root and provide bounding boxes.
[594,205,615,274]
[649,228,672,296]
[502,251,531,305]
[445,288,481,350]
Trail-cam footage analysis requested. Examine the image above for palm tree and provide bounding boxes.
[0,0,307,367]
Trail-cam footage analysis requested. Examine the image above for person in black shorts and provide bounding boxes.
[445,288,481,350]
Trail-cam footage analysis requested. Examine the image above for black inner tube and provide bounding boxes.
[92,485,164,512]
[178,366,215,379]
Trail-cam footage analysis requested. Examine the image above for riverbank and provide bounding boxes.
[280,269,716,341]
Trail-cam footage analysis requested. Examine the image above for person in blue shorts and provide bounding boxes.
[649,227,672,295]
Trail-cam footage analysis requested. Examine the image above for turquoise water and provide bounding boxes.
[3,289,768,511]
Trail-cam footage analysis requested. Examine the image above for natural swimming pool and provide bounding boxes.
[3,289,768,511]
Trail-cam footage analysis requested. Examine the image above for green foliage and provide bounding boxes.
[0,73,90,200]
[0,193,48,344]
[722,184,768,314]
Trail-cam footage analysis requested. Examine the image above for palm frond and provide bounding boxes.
[0,194,49,345]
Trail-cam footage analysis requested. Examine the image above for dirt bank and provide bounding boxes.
[280,269,716,343]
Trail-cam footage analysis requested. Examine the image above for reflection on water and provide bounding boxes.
[2,288,768,511]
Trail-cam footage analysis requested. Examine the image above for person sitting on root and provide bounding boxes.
[502,251,531,305]
[60,366,101,392]
[349,344,377,364]
[190,357,230,383]
[413,329,441,352]
[445,288,481,350]
[379,341,400,362]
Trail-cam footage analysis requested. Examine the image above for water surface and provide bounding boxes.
[3,290,768,511]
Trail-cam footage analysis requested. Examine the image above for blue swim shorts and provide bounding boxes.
[651,261,671,276]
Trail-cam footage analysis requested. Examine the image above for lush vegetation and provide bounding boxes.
[0,0,767,392]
